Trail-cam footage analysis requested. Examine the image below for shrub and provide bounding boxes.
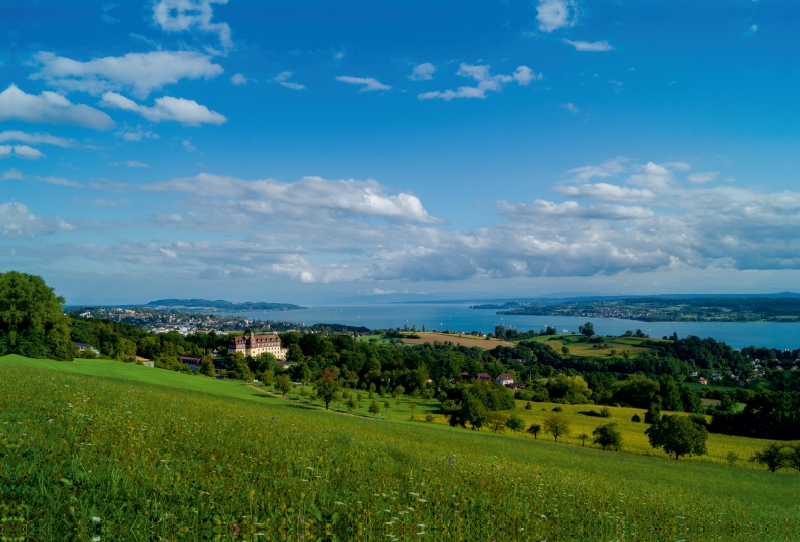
[631,414,641,422]
[600,407,612,418]
[551,406,563,412]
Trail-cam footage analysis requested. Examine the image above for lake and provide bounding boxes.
[226,303,800,349]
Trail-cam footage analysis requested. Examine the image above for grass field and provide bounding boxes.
[1,355,798,540]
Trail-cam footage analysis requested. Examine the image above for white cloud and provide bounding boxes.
[182,139,196,152]
[36,176,83,188]
[100,92,227,126]
[153,0,232,51]
[555,183,655,203]
[0,84,114,130]
[627,162,680,189]
[30,51,223,99]
[2,168,24,180]
[0,145,45,160]
[687,171,720,184]
[118,129,159,141]
[230,73,248,85]
[273,72,305,90]
[0,202,54,238]
[0,131,76,147]
[567,157,628,182]
[561,102,579,113]
[744,24,758,37]
[11,146,45,160]
[536,0,578,32]
[126,160,149,168]
[418,63,537,101]
[498,199,654,221]
[57,218,76,231]
[336,76,392,92]
[563,39,614,52]
[512,66,542,86]
[144,174,441,223]
[409,63,436,81]
[101,3,120,24]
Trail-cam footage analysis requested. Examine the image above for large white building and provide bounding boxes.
[228,332,288,360]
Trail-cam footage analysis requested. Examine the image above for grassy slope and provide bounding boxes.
[1,355,799,539]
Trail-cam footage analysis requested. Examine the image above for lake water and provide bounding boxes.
[226,303,800,349]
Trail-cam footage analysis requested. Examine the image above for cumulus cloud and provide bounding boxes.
[555,183,655,203]
[0,84,114,130]
[627,162,680,189]
[563,39,614,52]
[273,72,305,90]
[418,63,539,101]
[560,102,579,113]
[153,0,232,51]
[126,160,149,168]
[536,0,578,32]
[336,76,392,92]
[0,202,49,238]
[409,63,436,81]
[118,129,159,142]
[10,146,45,160]
[687,171,720,184]
[2,168,24,180]
[567,157,628,182]
[498,199,654,221]
[744,24,758,37]
[0,131,76,147]
[30,51,223,99]
[100,92,227,126]
[143,174,441,224]
[230,73,248,85]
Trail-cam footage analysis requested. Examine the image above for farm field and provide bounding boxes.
[401,332,515,349]
[525,334,656,357]
[1,355,798,540]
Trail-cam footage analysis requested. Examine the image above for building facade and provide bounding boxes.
[228,332,288,360]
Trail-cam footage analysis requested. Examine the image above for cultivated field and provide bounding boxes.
[1,355,798,540]
[401,332,516,349]
[529,334,654,357]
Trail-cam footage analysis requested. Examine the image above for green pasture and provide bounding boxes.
[1,355,798,540]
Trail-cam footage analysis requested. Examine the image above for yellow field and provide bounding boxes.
[416,400,774,468]
[401,331,516,349]
[533,335,653,357]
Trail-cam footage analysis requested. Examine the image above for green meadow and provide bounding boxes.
[1,355,798,541]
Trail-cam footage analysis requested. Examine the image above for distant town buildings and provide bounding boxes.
[228,332,288,360]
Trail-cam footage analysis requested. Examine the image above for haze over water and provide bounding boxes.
[229,303,800,349]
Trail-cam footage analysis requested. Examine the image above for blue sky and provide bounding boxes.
[2,0,800,304]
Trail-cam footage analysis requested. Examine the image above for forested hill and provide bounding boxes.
[495,296,800,322]
[143,299,305,311]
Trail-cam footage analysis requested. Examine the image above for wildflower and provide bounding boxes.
[91,517,101,523]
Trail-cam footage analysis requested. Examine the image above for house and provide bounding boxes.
[699,377,708,385]
[507,383,527,390]
[72,342,94,353]
[495,373,515,386]
[180,355,204,371]
[689,371,699,377]
[475,372,492,382]
[228,332,288,360]
[459,372,473,381]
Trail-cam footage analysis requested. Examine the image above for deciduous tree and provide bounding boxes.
[544,415,570,442]
[645,415,708,460]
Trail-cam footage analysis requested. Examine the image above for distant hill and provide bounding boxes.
[143,299,305,311]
